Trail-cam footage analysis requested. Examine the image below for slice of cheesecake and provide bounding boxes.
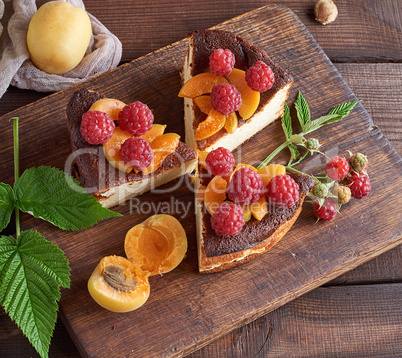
[181,29,293,152]
[65,88,197,208]
[195,169,314,273]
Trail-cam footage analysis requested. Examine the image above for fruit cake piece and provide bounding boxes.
[181,29,293,152]
[195,161,314,273]
[65,88,197,208]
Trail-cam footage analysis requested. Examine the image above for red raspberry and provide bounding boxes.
[120,137,153,172]
[80,110,115,145]
[245,61,275,92]
[313,198,338,221]
[210,83,242,115]
[267,175,299,208]
[325,156,350,182]
[118,101,154,137]
[227,167,265,206]
[346,172,371,199]
[209,48,235,77]
[205,147,235,176]
[211,202,245,237]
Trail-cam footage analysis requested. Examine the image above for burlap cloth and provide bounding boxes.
[0,0,122,99]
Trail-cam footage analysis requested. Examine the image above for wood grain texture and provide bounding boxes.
[0,5,401,358]
[188,283,402,358]
[335,63,402,155]
[74,0,402,63]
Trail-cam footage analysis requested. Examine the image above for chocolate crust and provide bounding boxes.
[66,88,197,195]
[201,172,314,257]
[187,29,293,151]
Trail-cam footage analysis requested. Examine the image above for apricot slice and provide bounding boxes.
[142,133,180,175]
[87,255,150,313]
[125,214,188,275]
[198,151,209,170]
[178,73,228,98]
[103,127,133,173]
[226,69,260,120]
[193,95,212,114]
[243,205,252,222]
[204,176,227,215]
[89,98,126,121]
[257,164,286,187]
[250,195,268,221]
[224,112,238,134]
[140,124,167,143]
[194,109,226,140]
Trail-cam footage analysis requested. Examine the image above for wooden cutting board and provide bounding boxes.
[1,5,401,358]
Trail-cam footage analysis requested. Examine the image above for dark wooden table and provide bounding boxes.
[1,1,401,357]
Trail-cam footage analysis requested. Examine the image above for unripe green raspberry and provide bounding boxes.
[312,181,328,198]
[350,152,368,173]
[334,185,351,204]
[307,138,320,150]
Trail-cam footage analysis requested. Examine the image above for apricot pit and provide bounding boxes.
[88,255,150,313]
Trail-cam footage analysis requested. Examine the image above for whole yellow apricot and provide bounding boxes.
[27,1,91,74]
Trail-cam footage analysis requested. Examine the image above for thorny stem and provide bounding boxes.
[12,117,20,240]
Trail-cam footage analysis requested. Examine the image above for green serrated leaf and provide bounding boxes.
[328,100,359,118]
[294,92,311,131]
[281,103,292,139]
[288,144,300,160]
[0,230,70,358]
[302,114,339,134]
[0,183,14,232]
[13,166,121,231]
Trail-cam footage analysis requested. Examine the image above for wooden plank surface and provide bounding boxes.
[78,0,402,62]
[0,2,402,358]
[190,283,402,358]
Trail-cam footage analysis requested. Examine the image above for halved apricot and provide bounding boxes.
[103,127,133,173]
[87,255,150,313]
[250,195,268,221]
[89,98,126,121]
[193,95,212,114]
[226,69,260,120]
[204,176,227,215]
[224,113,238,134]
[140,124,167,143]
[142,133,180,175]
[125,215,188,275]
[194,109,226,140]
[257,164,286,187]
[179,73,228,98]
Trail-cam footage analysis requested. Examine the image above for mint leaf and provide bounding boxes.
[0,230,70,358]
[14,166,121,231]
[0,183,14,232]
[281,103,292,139]
[328,100,359,118]
[294,92,311,131]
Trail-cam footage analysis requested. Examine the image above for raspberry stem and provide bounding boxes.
[12,117,21,240]
[257,140,291,170]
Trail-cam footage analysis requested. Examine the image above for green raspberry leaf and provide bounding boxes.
[281,103,292,139]
[294,92,311,132]
[302,114,340,134]
[0,183,14,232]
[14,166,121,231]
[328,100,359,118]
[0,230,70,358]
